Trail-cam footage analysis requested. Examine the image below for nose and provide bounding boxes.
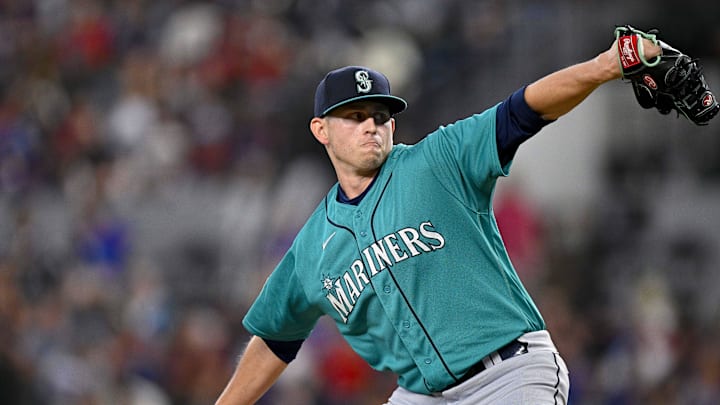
[362,116,379,133]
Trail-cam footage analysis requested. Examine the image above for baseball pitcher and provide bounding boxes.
[215,25,717,405]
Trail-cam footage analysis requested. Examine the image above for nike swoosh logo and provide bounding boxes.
[322,232,337,250]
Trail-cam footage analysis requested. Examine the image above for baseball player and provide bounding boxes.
[214,26,713,404]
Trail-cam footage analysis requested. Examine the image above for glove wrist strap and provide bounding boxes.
[615,26,661,74]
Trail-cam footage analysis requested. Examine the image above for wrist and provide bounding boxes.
[594,46,623,82]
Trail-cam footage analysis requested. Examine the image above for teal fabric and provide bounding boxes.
[243,105,545,394]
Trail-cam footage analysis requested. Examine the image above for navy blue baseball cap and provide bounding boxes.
[314,66,407,117]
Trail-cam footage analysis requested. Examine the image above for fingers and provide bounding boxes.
[641,38,662,60]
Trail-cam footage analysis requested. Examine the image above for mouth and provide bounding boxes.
[361,141,381,149]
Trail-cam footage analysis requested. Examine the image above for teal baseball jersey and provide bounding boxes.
[243,105,545,394]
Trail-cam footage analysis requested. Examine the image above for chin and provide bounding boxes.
[362,157,385,171]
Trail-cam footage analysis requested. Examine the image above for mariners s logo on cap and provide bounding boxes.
[314,66,407,117]
[355,70,373,93]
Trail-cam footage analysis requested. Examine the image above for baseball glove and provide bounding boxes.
[615,25,719,126]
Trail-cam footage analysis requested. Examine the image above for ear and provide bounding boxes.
[310,117,329,145]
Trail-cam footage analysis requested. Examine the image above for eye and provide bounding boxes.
[372,111,391,125]
[340,110,391,124]
[348,112,368,122]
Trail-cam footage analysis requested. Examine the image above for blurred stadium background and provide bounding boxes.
[1,0,719,404]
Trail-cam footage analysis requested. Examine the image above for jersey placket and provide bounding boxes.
[353,206,457,392]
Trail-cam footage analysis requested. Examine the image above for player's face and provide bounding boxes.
[318,101,395,175]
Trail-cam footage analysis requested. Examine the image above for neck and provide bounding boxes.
[337,171,378,199]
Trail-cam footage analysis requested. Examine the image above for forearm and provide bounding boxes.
[524,47,620,121]
[525,36,663,121]
[215,336,288,405]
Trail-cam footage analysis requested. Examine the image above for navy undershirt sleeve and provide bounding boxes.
[262,338,304,364]
[496,86,554,166]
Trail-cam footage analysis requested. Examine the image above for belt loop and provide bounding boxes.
[481,357,494,370]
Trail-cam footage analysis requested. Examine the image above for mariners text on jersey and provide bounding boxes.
[323,221,445,323]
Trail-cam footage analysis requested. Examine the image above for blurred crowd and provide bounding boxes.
[1,0,720,404]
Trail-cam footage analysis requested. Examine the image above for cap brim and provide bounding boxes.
[321,94,407,117]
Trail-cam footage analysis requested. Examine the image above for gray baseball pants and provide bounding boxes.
[383,331,570,405]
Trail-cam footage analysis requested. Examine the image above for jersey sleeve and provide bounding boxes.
[242,248,324,341]
[419,106,505,208]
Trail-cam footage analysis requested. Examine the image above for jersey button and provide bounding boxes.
[360,231,367,238]
[383,285,391,294]
[424,358,432,364]
[402,320,411,328]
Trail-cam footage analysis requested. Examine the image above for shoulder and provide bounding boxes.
[440,106,499,134]
[406,107,499,157]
